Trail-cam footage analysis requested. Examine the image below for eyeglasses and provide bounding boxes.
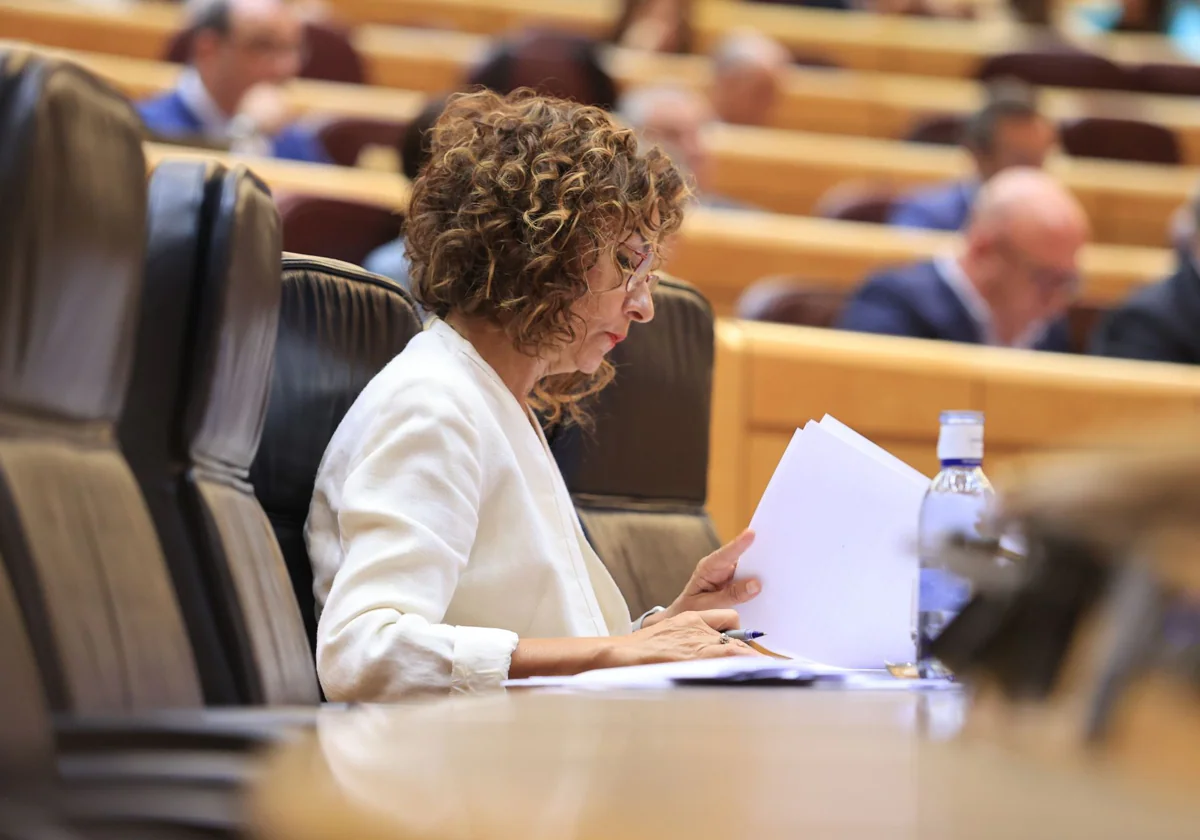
[595,241,659,296]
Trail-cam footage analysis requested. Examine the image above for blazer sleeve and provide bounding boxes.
[837,276,926,339]
[315,385,519,701]
[1090,304,1195,364]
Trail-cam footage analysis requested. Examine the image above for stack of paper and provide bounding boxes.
[732,416,930,669]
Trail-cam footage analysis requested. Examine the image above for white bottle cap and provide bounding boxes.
[937,411,984,464]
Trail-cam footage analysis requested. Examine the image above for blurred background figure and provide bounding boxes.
[708,29,792,127]
[840,167,1087,351]
[610,0,694,53]
[1091,183,1200,364]
[362,95,448,307]
[465,29,617,110]
[617,84,750,209]
[138,0,329,163]
[888,82,1056,232]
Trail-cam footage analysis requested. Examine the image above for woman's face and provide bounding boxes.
[549,232,657,376]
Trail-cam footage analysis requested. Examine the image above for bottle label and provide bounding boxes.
[937,422,983,463]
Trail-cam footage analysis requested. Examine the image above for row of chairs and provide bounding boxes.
[0,45,722,835]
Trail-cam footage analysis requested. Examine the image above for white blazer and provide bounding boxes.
[306,318,634,699]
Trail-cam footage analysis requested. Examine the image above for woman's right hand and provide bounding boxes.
[596,610,762,670]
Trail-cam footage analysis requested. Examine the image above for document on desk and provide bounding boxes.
[733,417,930,669]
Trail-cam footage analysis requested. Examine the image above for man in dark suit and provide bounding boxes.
[839,168,1088,352]
[1091,195,1200,364]
[889,84,1057,233]
[137,0,328,164]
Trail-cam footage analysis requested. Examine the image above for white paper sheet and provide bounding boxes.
[732,421,929,669]
[818,415,929,485]
[504,655,859,690]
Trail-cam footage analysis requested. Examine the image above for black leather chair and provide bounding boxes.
[122,160,319,707]
[251,257,423,650]
[550,277,721,617]
[0,48,204,715]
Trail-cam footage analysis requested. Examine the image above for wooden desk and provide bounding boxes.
[249,690,1199,840]
[10,1,1200,168]
[706,320,1200,538]
[140,143,1173,316]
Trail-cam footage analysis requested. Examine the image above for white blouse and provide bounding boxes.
[306,318,635,700]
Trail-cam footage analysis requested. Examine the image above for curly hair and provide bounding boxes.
[405,88,690,427]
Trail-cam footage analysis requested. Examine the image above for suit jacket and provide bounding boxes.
[1091,258,1200,365]
[838,259,1071,352]
[137,89,329,164]
[888,180,975,232]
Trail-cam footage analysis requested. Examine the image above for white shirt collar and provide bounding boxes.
[176,67,232,137]
[934,254,1047,349]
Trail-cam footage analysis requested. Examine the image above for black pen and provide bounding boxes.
[722,629,765,641]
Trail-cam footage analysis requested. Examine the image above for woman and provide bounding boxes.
[306,89,762,700]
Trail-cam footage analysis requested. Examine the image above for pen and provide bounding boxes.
[723,629,765,641]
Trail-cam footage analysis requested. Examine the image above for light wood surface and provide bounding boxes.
[248,690,1199,840]
[706,320,1200,539]
[18,40,1191,249]
[11,0,1200,169]
[139,143,1174,316]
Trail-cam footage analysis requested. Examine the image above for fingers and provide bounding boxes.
[725,575,762,605]
[691,529,756,589]
[695,609,740,631]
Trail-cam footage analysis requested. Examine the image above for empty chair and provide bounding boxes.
[815,181,896,224]
[121,159,319,706]
[549,278,721,617]
[313,116,409,168]
[0,48,203,714]
[250,257,423,648]
[1059,116,1181,165]
[1132,62,1200,97]
[905,114,965,146]
[735,276,848,328]
[977,49,1134,92]
[277,193,403,267]
[166,19,366,84]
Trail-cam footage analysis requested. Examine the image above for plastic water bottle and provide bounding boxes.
[915,410,995,675]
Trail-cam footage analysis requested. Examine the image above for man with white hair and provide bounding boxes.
[137,0,328,162]
[617,84,749,209]
[839,168,1088,351]
[708,29,790,127]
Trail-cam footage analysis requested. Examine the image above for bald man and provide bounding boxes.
[137,0,329,163]
[709,30,791,127]
[838,168,1088,351]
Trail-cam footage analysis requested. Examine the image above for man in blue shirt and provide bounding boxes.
[889,85,1057,233]
[841,168,1087,352]
[137,0,328,163]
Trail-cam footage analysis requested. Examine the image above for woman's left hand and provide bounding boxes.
[650,530,761,625]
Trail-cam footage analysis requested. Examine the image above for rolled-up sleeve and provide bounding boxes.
[315,390,519,700]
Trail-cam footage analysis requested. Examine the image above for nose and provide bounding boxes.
[625,282,655,324]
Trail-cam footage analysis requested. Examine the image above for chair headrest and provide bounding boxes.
[250,256,422,519]
[0,49,147,423]
[552,278,714,504]
[179,163,281,473]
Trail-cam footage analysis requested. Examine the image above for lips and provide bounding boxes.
[605,332,626,347]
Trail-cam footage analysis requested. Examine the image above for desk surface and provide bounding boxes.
[249,689,1198,840]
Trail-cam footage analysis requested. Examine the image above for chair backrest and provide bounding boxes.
[1131,62,1200,97]
[313,116,409,168]
[814,181,896,224]
[277,193,403,267]
[549,278,720,617]
[467,28,617,110]
[1059,116,1181,165]
[0,48,202,713]
[977,50,1134,92]
[905,114,965,146]
[165,21,365,84]
[123,160,318,706]
[0,559,53,786]
[735,276,848,328]
[250,257,423,649]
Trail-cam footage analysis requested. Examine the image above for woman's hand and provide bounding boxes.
[647,530,761,626]
[596,611,761,669]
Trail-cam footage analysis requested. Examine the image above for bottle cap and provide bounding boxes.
[937,410,984,465]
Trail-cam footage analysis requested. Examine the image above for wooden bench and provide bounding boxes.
[18,42,1192,250]
[706,319,1200,538]
[10,1,1200,165]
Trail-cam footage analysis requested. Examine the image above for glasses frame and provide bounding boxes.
[594,241,659,297]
